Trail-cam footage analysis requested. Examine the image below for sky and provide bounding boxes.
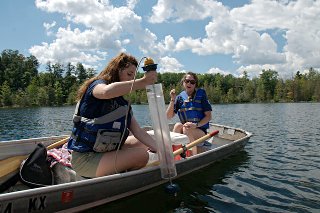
[1,0,320,78]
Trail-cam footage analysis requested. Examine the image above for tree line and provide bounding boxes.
[1,49,319,108]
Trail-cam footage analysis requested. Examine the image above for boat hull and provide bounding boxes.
[0,124,251,212]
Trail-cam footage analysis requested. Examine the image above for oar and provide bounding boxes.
[147,130,219,167]
[0,136,69,179]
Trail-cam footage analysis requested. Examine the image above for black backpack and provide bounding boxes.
[20,143,53,188]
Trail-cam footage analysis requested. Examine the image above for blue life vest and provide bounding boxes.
[176,89,209,129]
[68,82,132,153]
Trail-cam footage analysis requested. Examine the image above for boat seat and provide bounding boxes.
[146,130,190,145]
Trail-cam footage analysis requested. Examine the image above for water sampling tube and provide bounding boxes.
[146,83,177,179]
[143,58,177,179]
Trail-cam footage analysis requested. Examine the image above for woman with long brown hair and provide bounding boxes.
[68,53,158,178]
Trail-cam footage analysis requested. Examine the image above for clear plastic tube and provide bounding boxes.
[146,83,177,179]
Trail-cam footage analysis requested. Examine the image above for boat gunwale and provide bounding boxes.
[0,123,252,202]
[0,135,69,144]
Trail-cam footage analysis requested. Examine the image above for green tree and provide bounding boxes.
[226,88,236,103]
[22,55,39,89]
[1,49,320,107]
[76,63,87,84]
[37,87,49,106]
[86,68,96,79]
[274,79,285,102]
[54,81,64,106]
[1,50,26,91]
[240,80,255,102]
[284,79,294,102]
[260,69,278,101]
[255,78,265,102]
[47,86,56,106]
[313,83,320,101]
[45,62,55,87]
[52,63,64,81]
[13,90,28,107]
[307,67,320,102]
[67,84,78,105]
[212,85,222,103]
[1,81,13,106]
[26,78,39,106]
[63,63,78,103]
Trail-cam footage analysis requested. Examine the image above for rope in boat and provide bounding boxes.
[113,57,146,174]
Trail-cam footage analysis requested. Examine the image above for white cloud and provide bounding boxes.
[126,0,138,10]
[158,56,185,73]
[231,0,320,72]
[174,9,286,65]
[31,0,147,65]
[30,26,110,64]
[236,63,298,79]
[140,35,177,61]
[232,32,286,65]
[149,0,226,23]
[157,35,175,52]
[43,21,56,36]
[150,0,320,75]
[175,37,203,53]
[207,67,231,76]
[29,0,320,77]
[237,64,275,78]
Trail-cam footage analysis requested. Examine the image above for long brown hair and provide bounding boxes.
[77,53,138,100]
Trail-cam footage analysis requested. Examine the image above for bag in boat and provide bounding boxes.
[19,143,53,188]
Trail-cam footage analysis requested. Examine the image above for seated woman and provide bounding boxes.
[166,72,212,154]
[68,53,158,178]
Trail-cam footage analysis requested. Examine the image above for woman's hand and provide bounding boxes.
[183,122,197,129]
[170,89,176,100]
[129,116,158,152]
[142,70,157,86]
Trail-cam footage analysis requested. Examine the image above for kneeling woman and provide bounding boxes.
[68,53,158,178]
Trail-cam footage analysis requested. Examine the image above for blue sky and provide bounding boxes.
[1,0,319,78]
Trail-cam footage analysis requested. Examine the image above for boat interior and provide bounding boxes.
[1,123,250,194]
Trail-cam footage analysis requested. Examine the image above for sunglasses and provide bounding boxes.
[184,79,196,85]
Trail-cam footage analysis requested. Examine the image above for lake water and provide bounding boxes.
[0,103,319,213]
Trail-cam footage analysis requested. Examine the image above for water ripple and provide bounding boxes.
[1,103,320,213]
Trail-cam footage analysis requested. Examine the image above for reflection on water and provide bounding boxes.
[91,151,250,213]
[0,105,176,141]
[0,106,74,141]
[1,103,320,212]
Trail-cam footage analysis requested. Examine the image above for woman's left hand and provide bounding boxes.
[169,89,176,100]
[183,122,197,129]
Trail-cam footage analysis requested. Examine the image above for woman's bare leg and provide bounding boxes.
[173,123,183,133]
[182,127,205,155]
[95,136,148,177]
